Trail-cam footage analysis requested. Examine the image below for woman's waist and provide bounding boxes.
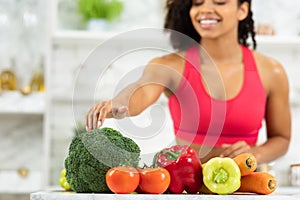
[174,127,259,147]
[174,127,259,138]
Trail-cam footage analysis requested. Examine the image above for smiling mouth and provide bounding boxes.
[199,19,220,25]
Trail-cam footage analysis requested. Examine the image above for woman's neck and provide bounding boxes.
[200,39,243,65]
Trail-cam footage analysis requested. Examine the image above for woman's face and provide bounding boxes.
[189,0,248,40]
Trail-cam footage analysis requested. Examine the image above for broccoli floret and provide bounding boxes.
[64,127,141,193]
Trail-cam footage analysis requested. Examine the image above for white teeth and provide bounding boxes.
[200,19,218,25]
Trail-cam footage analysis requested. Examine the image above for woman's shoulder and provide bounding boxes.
[147,51,187,78]
[252,50,286,76]
[149,51,186,69]
[147,51,187,94]
[252,50,289,93]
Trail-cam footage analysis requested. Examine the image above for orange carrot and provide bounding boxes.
[237,172,277,195]
[233,153,257,176]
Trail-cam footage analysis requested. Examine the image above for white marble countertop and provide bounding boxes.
[30,187,300,200]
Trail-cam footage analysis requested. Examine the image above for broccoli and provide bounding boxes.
[64,127,141,193]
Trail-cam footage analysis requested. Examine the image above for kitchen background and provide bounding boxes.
[0,0,300,199]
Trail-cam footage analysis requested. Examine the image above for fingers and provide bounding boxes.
[220,141,251,158]
[85,101,112,131]
[98,100,113,124]
[85,101,128,131]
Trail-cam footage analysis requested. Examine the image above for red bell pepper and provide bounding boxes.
[153,145,203,194]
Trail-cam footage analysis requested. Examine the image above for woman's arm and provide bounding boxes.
[85,56,180,131]
[221,57,291,164]
[251,59,291,164]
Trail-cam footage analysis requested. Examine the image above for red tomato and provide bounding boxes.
[106,166,140,194]
[139,168,170,194]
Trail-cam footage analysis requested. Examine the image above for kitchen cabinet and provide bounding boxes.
[0,4,51,200]
[0,92,46,194]
[0,0,48,196]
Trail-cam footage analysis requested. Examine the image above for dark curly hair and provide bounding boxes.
[164,0,256,50]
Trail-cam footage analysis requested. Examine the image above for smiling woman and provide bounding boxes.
[85,0,291,165]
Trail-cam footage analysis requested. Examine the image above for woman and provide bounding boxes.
[85,0,291,164]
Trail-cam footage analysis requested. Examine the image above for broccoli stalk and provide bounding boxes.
[64,127,141,193]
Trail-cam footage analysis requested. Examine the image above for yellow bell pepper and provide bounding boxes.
[203,157,241,195]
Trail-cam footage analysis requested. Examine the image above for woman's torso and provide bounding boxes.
[160,45,270,163]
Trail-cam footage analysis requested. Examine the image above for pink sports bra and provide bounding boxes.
[168,45,266,147]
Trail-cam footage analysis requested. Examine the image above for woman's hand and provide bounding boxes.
[85,100,128,131]
[220,141,252,158]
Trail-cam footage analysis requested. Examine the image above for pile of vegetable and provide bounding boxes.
[60,133,277,195]
[201,153,277,195]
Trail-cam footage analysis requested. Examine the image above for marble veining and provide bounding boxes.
[30,191,300,200]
